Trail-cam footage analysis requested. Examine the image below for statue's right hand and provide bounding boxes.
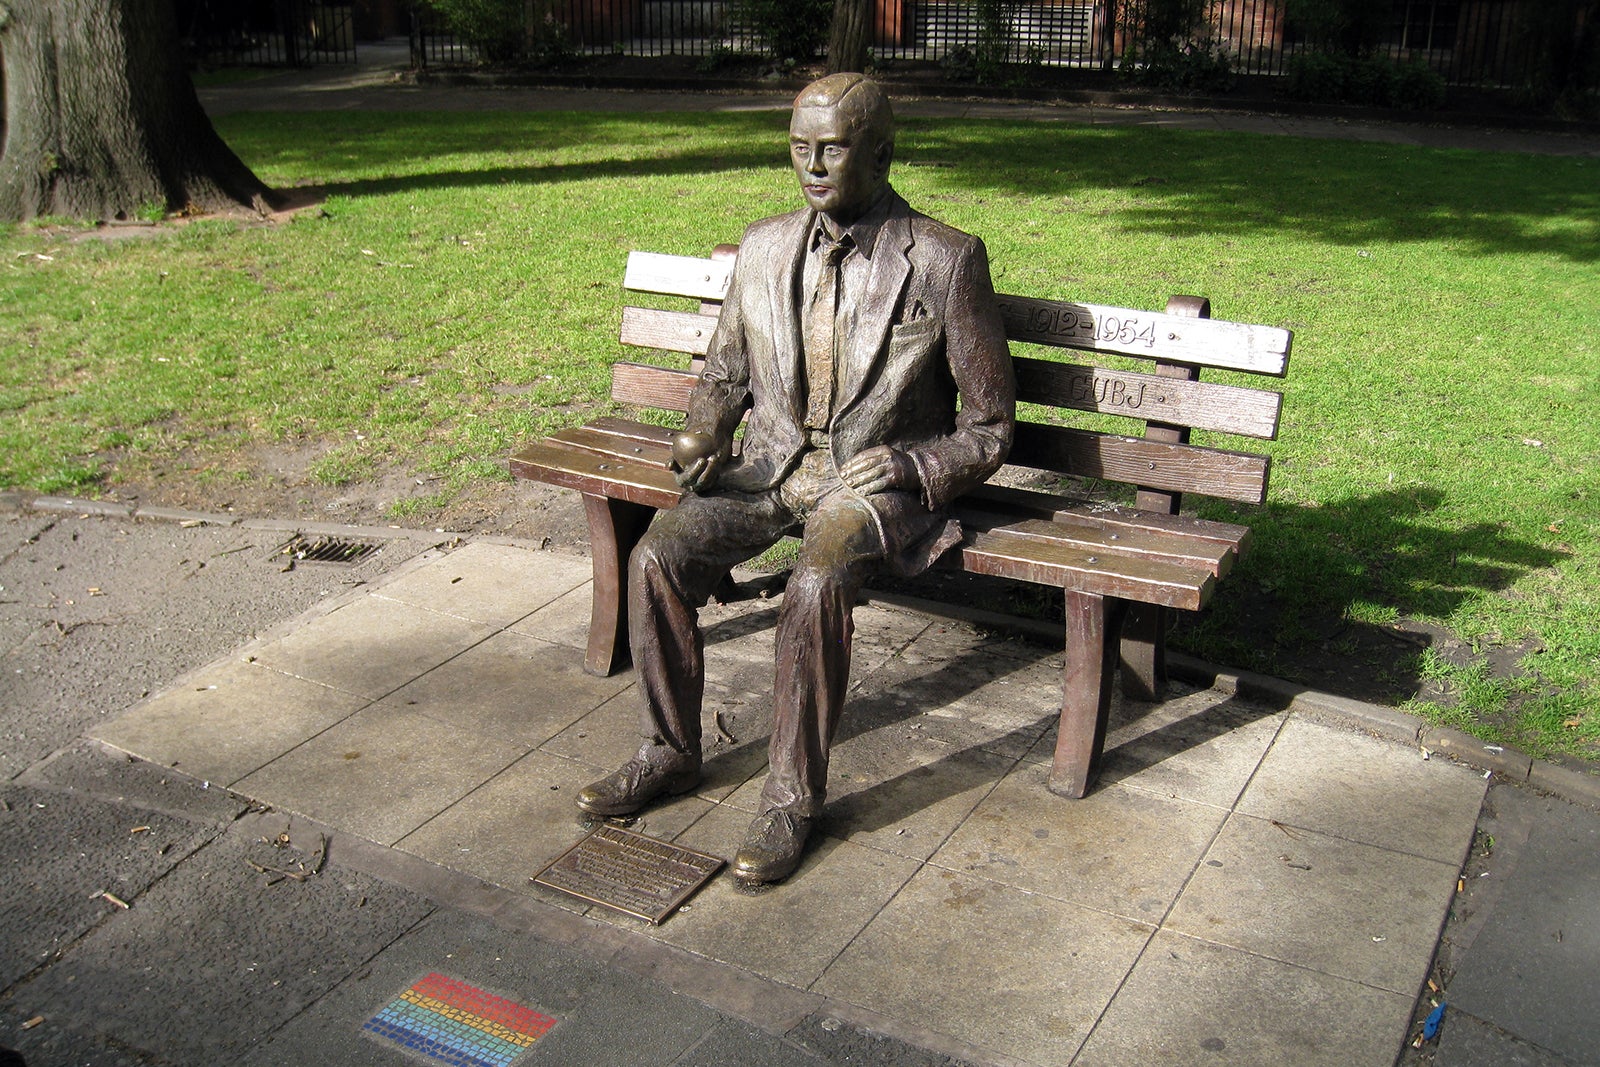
[671,431,726,492]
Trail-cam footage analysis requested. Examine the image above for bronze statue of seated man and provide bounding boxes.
[577,72,1016,885]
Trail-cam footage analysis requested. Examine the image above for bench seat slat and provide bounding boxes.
[964,483,1252,554]
[558,417,1257,555]
[551,419,1240,582]
[584,416,677,446]
[958,527,1215,610]
[548,425,673,466]
[509,439,682,510]
[955,513,1236,579]
[1009,423,1271,504]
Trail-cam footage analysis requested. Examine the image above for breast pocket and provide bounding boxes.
[886,317,942,363]
[865,316,945,413]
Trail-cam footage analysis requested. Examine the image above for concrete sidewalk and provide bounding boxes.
[4,503,1598,1065]
[0,503,1483,1065]
[86,537,1494,1066]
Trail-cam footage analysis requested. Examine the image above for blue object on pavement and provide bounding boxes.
[1423,1002,1447,1041]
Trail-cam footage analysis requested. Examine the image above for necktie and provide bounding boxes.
[804,234,852,431]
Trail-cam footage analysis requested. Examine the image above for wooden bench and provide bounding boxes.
[510,246,1292,799]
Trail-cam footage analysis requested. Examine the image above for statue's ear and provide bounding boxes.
[874,139,894,182]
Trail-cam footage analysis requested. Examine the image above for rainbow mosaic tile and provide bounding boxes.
[362,972,557,1067]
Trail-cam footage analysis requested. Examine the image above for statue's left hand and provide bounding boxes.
[838,446,919,497]
[672,431,728,492]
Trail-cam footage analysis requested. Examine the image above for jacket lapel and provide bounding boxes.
[835,197,913,418]
[766,210,812,423]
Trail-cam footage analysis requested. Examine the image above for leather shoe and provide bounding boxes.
[733,809,814,884]
[576,753,700,816]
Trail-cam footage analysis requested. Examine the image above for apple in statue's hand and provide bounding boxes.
[672,431,718,469]
[671,431,724,491]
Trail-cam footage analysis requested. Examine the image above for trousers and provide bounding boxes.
[627,455,935,816]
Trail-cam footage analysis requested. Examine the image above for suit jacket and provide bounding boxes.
[685,190,1015,571]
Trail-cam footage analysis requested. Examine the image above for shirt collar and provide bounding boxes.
[812,185,894,260]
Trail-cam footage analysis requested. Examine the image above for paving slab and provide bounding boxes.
[93,659,369,787]
[370,539,588,627]
[232,701,528,845]
[798,727,1016,862]
[636,803,923,990]
[14,737,250,824]
[853,626,1062,761]
[815,865,1155,1066]
[397,748,713,901]
[1084,685,1287,808]
[1236,715,1488,864]
[0,782,218,991]
[932,763,1228,922]
[1433,1011,1578,1067]
[1166,812,1460,994]
[543,686,774,806]
[384,628,633,747]
[506,579,595,650]
[247,593,496,700]
[1076,930,1413,1067]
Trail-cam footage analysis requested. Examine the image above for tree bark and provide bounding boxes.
[0,0,272,222]
[825,0,873,74]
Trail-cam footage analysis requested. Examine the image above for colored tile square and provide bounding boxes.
[362,973,556,1067]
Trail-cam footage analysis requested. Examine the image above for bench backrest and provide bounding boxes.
[615,248,1292,515]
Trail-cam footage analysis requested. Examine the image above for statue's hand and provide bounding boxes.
[671,431,727,492]
[838,445,918,497]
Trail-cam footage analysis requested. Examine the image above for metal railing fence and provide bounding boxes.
[402,1,1577,93]
[185,0,359,67]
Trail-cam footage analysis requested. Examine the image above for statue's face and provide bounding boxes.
[789,103,889,225]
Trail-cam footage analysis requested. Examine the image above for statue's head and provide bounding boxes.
[789,73,895,226]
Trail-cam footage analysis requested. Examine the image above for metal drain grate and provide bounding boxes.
[272,533,382,566]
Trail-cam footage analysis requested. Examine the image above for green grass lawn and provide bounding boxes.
[2,109,1595,761]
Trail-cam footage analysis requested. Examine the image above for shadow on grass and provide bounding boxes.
[899,119,1600,264]
[1184,486,1563,704]
[279,145,783,206]
[230,111,1600,264]
[231,109,787,209]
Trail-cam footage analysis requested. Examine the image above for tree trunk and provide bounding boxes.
[826,0,873,74]
[0,0,272,222]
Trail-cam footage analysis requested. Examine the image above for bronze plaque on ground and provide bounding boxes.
[532,825,724,924]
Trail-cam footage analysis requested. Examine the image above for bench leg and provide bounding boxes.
[1048,591,1127,799]
[1119,603,1168,703]
[582,493,655,677]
